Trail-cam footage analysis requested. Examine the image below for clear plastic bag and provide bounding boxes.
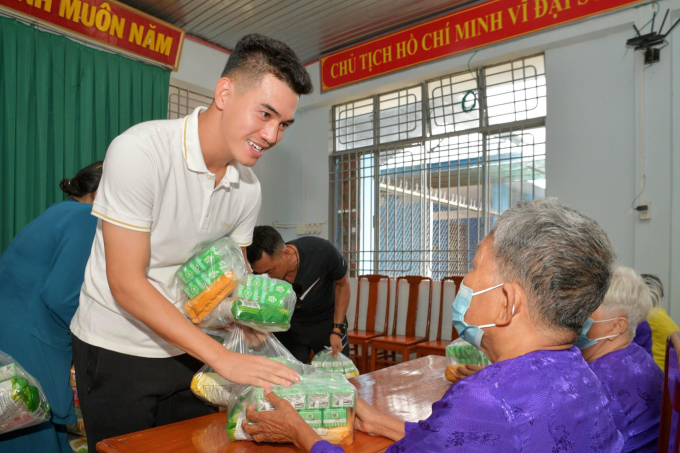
[190,324,302,408]
[445,338,491,367]
[227,372,356,446]
[311,349,360,379]
[190,326,356,445]
[0,350,51,434]
[176,237,247,324]
[198,274,297,332]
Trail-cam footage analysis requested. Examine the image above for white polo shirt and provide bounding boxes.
[71,106,261,358]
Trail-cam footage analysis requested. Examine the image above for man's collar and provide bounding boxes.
[182,106,208,173]
[183,106,240,185]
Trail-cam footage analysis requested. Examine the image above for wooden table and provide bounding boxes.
[97,356,449,453]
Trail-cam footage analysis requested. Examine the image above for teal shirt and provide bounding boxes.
[0,199,96,452]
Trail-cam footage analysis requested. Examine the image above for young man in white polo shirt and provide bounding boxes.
[70,35,313,450]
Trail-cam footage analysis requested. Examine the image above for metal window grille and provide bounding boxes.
[330,55,547,278]
[168,84,213,119]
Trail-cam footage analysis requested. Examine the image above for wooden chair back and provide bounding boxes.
[658,332,680,453]
[437,276,463,341]
[394,276,433,338]
[353,274,391,333]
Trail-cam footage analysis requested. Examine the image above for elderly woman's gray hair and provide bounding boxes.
[490,198,616,340]
[600,267,652,337]
[641,274,663,313]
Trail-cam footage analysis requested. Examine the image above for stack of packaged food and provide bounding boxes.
[311,350,360,379]
[227,370,356,445]
[176,238,296,332]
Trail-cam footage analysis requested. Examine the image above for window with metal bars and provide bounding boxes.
[167,83,213,119]
[330,54,546,279]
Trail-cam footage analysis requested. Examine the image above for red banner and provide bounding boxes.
[0,0,184,70]
[321,0,641,91]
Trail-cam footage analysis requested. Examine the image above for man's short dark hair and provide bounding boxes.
[222,34,313,95]
[246,225,286,264]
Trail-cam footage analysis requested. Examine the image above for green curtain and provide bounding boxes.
[0,16,170,253]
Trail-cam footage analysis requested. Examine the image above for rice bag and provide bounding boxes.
[311,349,360,379]
[227,372,356,446]
[199,274,297,332]
[0,350,50,435]
[176,237,247,324]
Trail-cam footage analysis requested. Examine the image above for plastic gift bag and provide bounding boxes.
[445,338,491,366]
[176,237,247,324]
[0,350,50,434]
[227,372,357,446]
[199,274,297,332]
[311,349,360,379]
[190,324,302,408]
[444,338,490,382]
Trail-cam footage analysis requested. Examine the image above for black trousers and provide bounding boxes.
[274,317,350,363]
[71,335,217,452]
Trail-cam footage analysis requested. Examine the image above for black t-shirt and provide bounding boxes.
[287,237,348,323]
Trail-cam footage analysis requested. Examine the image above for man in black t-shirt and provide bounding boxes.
[246,226,351,362]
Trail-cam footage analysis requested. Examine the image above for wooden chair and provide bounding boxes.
[347,274,391,374]
[370,276,433,371]
[416,276,463,358]
[658,332,680,452]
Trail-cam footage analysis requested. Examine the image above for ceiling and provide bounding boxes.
[118,0,477,64]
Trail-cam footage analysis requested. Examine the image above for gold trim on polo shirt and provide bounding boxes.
[92,210,151,231]
[183,116,189,161]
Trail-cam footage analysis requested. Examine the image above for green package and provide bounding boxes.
[445,342,491,366]
[183,279,203,299]
[330,386,355,408]
[231,300,291,327]
[226,395,249,440]
[306,386,330,409]
[299,409,323,427]
[279,388,305,410]
[253,388,275,412]
[177,246,224,284]
[322,408,347,428]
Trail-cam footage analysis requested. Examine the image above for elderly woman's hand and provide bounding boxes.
[242,389,321,450]
[445,364,485,383]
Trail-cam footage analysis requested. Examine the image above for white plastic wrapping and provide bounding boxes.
[0,350,50,434]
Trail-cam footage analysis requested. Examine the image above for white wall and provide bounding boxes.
[248,0,680,327]
[172,38,229,94]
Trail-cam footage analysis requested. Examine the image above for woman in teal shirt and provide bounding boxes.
[0,162,102,453]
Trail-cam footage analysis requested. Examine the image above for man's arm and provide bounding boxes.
[103,222,298,388]
[330,271,350,358]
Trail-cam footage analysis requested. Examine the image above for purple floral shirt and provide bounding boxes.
[633,321,653,356]
[312,347,623,453]
[588,342,663,453]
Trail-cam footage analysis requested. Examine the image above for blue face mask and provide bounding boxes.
[574,317,620,350]
[452,281,508,349]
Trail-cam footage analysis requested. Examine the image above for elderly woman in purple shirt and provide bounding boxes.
[577,266,662,453]
[241,199,623,453]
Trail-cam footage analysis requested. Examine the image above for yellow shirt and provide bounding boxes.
[649,308,680,370]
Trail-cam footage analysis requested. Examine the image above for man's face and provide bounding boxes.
[218,73,299,167]
[462,236,504,326]
[251,250,288,280]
